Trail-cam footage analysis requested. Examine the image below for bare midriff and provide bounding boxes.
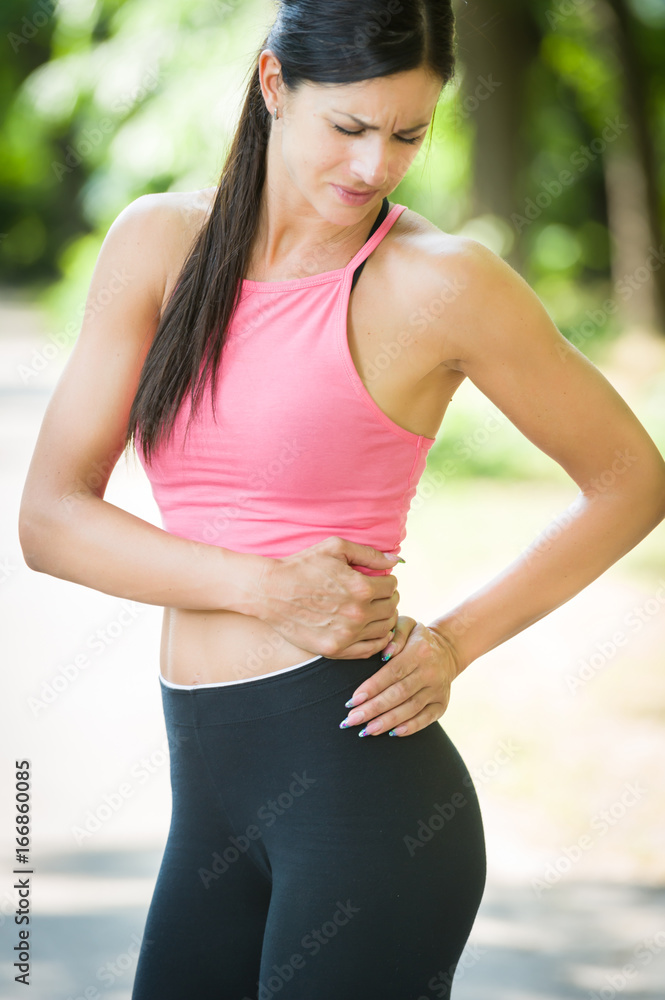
[157,193,465,686]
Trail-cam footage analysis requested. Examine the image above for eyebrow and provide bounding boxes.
[331,110,430,133]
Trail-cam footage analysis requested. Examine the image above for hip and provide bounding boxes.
[158,650,486,870]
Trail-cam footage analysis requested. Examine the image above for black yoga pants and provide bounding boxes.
[130,650,487,1000]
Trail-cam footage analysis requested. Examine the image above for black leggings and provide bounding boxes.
[131,651,487,1000]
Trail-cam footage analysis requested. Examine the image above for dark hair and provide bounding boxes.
[125,0,457,464]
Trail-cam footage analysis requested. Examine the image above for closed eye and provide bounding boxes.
[332,124,424,145]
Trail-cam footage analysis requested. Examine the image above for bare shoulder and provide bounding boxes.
[387,204,487,275]
[385,205,539,370]
[116,186,216,231]
[108,187,216,313]
[383,206,496,363]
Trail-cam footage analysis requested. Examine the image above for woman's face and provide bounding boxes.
[261,53,443,219]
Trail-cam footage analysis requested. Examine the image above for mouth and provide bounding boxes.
[339,186,378,194]
[332,184,380,204]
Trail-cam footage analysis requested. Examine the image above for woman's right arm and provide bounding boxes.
[17,195,400,657]
[17,194,268,614]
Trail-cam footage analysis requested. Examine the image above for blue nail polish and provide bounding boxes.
[344,697,355,708]
[358,727,368,737]
[381,652,392,663]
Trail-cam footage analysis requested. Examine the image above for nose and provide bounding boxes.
[350,137,390,188]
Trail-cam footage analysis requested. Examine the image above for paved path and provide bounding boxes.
[2,846,665,999]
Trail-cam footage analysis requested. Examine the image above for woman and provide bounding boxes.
[18,1,665,998]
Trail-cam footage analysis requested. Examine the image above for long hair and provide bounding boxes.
[125,0,457,465]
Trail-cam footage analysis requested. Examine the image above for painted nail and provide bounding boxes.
[358,721,380,737]
[345,691,368,708]
[339,710,364,729]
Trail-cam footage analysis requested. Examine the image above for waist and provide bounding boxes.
[159,606,370,686]
[159,647,386,727]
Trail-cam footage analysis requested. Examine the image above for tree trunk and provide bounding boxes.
[452,0,541,272]
[601,0,665,334]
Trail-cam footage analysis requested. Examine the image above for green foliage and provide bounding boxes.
[1,0,274,301]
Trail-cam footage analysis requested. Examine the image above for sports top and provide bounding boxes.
[136,199,436,576]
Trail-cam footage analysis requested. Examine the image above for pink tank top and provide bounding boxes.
[136,202,436,576]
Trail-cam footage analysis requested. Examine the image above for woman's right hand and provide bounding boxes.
[251,537,402,660]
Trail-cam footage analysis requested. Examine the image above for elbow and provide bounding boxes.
[623,468,665,529]
[19,490,89,572]
[591,447,665,503]
[18,504,56,572]
[641,459,665,522]
[651,483,665,525]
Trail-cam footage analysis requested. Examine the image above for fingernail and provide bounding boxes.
[339,710,364,729]
[381,643,396,661]
[345,691,368,708]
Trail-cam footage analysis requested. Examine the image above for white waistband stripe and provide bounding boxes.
[159,654,324,690]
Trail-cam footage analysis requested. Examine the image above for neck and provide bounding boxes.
[247,143,384,280]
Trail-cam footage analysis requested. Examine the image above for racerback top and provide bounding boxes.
[136,200,437,576]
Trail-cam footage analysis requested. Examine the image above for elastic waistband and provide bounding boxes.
[158,651,385,728]
[159,653,324,690]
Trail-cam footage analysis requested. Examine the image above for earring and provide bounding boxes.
[273,107,279,122]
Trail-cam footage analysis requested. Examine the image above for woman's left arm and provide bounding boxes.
[426,240,665,674]
[338,241,665,738]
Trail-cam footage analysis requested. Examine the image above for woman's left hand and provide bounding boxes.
[338,618,461,737]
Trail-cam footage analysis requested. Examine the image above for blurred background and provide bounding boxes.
[1,0,664,997]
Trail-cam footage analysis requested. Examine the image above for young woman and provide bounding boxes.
[19,1,665,997]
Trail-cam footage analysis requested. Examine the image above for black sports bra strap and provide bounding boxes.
[350,197,390,293]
